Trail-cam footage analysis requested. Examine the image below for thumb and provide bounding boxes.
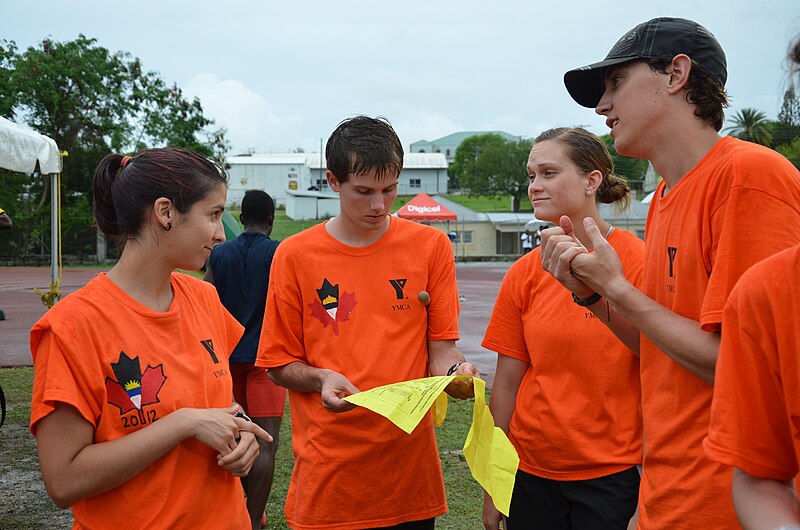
[582,217,608,251]
[559,215,574,236]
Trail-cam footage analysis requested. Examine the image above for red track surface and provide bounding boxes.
[0,264,513,385]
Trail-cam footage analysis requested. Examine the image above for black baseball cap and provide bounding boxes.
[564,17,727,108]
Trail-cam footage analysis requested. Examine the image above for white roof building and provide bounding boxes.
[227,152,449,207]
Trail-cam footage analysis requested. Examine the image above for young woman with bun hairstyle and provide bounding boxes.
[481,128,644,530]
[30,147,272,529]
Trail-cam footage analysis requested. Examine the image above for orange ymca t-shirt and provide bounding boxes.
[256,216,459,530]
[483,228,643,480]
[30,272,249,530]
[705,244,800,481]
[639,136,800,529]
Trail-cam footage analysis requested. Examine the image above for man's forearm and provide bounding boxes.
[267,362,329,392]
[606,282,719,384]
[733,469,800,530]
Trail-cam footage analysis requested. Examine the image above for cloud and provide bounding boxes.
[184,73,306,153]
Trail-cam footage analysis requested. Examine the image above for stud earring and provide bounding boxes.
[164,222,172,231]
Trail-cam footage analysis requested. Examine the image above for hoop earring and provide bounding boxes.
[164,222,172,231]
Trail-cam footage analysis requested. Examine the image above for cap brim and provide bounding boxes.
[563,56,639,108]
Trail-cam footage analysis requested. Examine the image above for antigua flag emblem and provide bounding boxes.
[309,278,357,336]
[105,351,166,414]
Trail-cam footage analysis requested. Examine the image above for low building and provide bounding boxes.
[228,152,448,207]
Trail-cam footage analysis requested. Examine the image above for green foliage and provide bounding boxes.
[772,86,800,148]
[724,107,773,146]
[777,137,800,169]
[0,35,228,259]
[599,135,649,193]
[451,134,532,212]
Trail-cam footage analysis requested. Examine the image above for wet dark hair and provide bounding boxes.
[92,147,228,243]
[646,57,730,131]
[240,189,275,226]
[534,127,631,211]
[325,115,403,183]
[790,36,800,85]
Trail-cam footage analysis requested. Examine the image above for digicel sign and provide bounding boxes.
[407,204,442,213]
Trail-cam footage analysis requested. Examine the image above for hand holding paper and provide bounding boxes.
[344,375,519,516]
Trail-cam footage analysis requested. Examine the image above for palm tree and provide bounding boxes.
[723,108,773,146]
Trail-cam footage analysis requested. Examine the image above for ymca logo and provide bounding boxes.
[200,339,219,364]
[667,247,678,278]
[389,278,407,299]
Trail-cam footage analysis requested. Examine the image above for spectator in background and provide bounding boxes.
[206,189,284,530]
[520,231,533,254]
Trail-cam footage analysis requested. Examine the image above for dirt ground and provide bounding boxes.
[0,263,511,528]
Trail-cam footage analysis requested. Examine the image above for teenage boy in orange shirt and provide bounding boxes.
[704,36,800,530]
[542,17,800,529]
[256,116,479,530]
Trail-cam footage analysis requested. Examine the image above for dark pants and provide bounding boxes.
[366,517,435,530]
[507,467,640,530]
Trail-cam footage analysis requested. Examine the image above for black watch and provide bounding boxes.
[572,292,602,307]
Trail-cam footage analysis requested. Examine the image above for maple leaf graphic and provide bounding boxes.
[309,291,357,336]
[106,353,167,414]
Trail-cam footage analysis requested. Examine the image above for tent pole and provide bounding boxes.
[51,172,59,288]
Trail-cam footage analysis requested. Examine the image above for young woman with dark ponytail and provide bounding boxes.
[30,148,272,529]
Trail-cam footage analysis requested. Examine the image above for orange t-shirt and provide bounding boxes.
[705,244,800,480]
[30,272,249,530]
[483,228,643,480]
[256,217,459,530]
[639,136,800,529]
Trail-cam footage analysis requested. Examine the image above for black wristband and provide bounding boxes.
[447,361,466,376]
[234,411,252,422]
[572,292,602,307]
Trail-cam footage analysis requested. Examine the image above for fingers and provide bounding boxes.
[218,432,260,477]
[321,392,357,412]
[582,217,607,249]
[559,214,574,236]
[445,368,477,399]
[540,225,566,255]
[236,419,274,443]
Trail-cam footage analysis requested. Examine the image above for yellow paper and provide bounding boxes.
[344,375,519,516]
[343,376,454,434]
[462,377,520,516]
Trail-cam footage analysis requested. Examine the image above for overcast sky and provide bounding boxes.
[3,1,798,154]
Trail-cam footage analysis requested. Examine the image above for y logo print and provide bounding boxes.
[389,278,407,300]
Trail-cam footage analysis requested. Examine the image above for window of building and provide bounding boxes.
[452,230,473,243]
[446,149,450,157]
[409,179,421,188]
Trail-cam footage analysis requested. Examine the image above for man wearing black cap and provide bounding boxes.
[542,17,800,530]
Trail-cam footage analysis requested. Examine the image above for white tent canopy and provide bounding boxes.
[0,116,62,174]
[0,117,63,304]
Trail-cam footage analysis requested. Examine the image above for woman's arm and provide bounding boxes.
[36,402,271,508]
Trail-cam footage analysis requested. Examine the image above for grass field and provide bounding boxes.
[233,193,531,244]
[0,367,486,529]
